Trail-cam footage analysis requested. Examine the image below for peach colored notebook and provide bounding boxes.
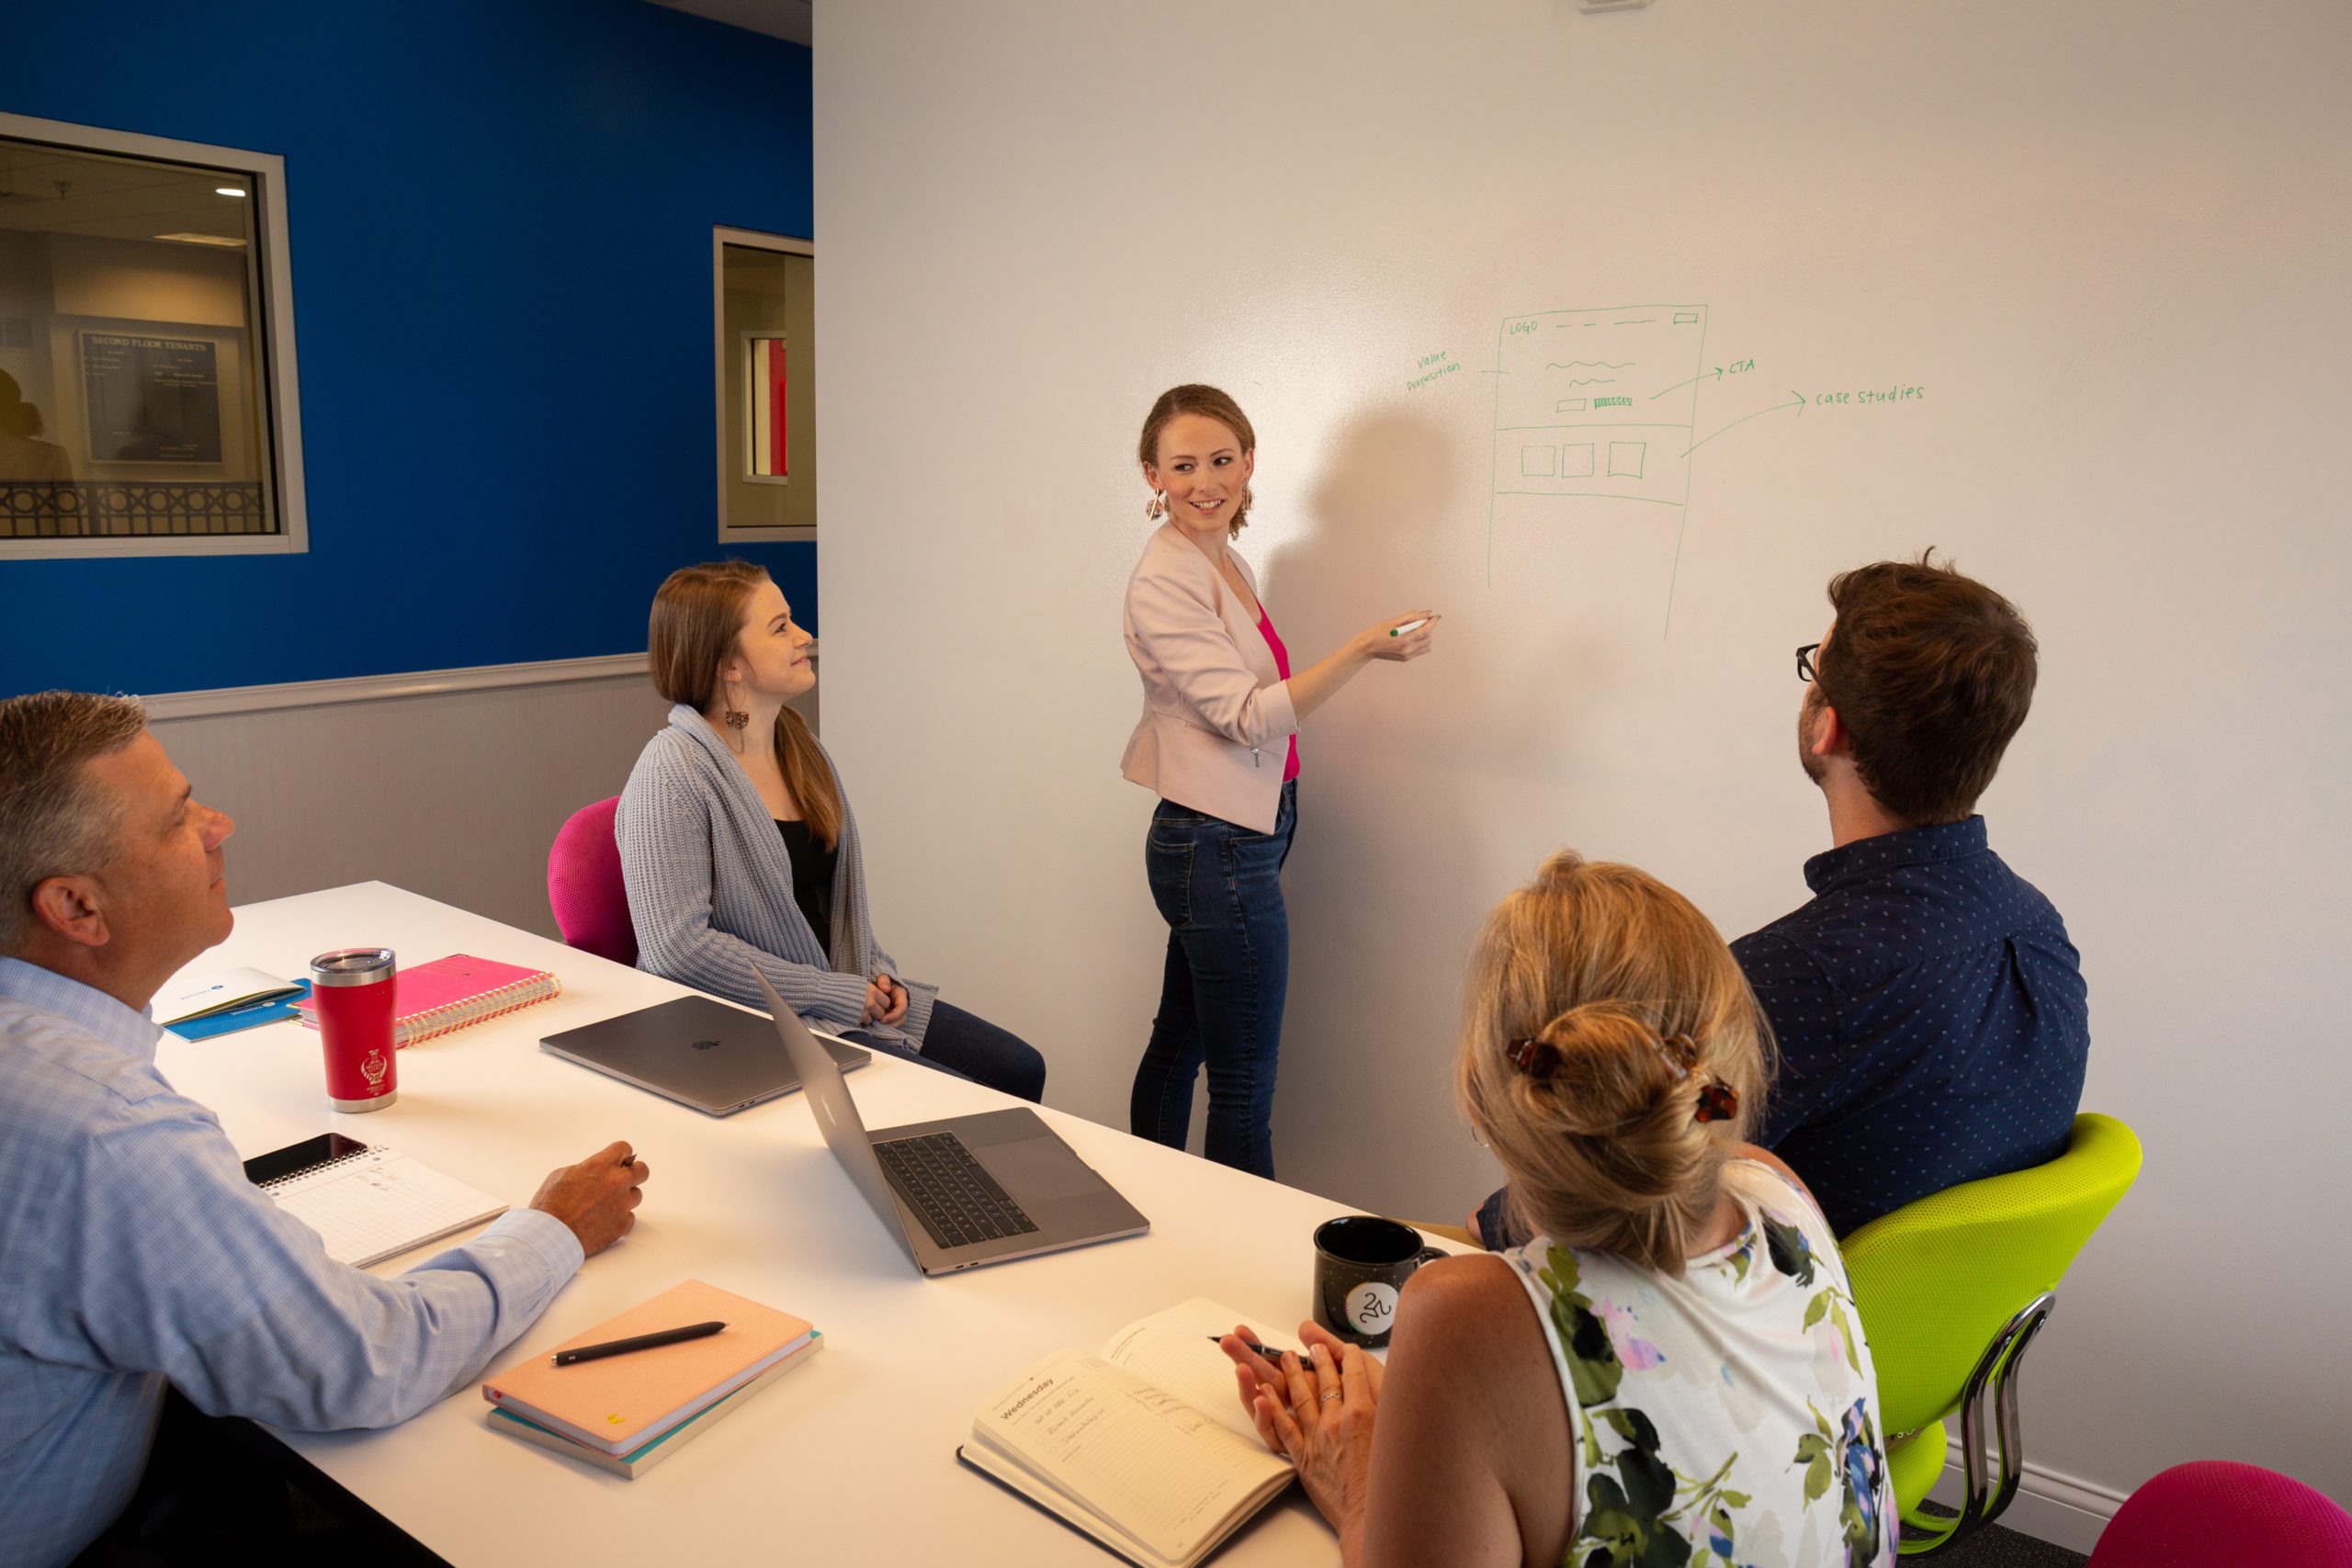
[483,1280,814,1455]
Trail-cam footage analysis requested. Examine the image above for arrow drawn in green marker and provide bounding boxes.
[1679,392,1804,457]
[1649,367,1725,400]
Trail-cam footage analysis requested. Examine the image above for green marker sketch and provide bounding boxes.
[1498,421,1694,433]
[1649,367,1722,400]
[1662,310,1711,638]
[1487,304,1709,603]
[1485,318,1506,588]
[1493,491,1681,505]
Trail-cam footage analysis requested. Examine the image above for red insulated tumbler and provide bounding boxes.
[310,947,398,1112]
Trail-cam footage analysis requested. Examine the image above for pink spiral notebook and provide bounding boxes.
[295,953,562,1048]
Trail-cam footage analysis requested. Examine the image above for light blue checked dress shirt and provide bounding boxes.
[0,956,584,1568]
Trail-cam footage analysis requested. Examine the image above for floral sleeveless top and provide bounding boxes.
[1501,1160,1897,1567]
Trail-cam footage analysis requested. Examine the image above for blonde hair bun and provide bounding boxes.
[1457,853,1774,1275]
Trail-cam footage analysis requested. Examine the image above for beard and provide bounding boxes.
[1797,682,1828,787]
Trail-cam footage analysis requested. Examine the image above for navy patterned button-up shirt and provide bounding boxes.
[1736,816,2089,1236]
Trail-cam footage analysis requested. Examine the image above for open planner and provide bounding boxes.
[959,1298,1297,1568]
[246,1138,507,1268]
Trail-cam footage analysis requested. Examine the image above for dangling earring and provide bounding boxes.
[721,679,751,753]
[1145,490,1168,522]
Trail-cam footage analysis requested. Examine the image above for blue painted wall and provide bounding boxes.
[0,0,813,694]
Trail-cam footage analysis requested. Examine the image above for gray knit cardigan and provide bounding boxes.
[615,704,939,1048]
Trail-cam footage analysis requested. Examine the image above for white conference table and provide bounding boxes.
[158,882,1439,1565]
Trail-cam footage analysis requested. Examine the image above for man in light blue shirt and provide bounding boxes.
[0,691,653,1566]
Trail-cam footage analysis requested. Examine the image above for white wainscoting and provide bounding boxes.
[144,656,816,942]
[1929,1441,2130,1555]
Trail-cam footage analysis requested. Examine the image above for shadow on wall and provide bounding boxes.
[1272,403,1623,785]
[1253,404,1513,1210]
[1172,402,1642,1206]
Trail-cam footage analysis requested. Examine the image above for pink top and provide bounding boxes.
[1256,611,1302,783]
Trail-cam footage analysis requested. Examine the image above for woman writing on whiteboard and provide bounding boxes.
[618,561,1046,1100]
[1122,384,1436,1177]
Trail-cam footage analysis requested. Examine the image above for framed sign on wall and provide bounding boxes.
[81,332,226,465]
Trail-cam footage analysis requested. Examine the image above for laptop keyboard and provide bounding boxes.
[874,1132,1041,1250]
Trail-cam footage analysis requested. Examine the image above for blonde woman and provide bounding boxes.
[1219,852,1895,1567]
[618,561,1046,1100]
[1122,383,1436,1178]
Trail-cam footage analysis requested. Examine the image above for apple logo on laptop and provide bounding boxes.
[689,1038,721,1051]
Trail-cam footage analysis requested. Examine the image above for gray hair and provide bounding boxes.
[0,692,149,953]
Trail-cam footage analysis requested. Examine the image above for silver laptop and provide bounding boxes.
[539,994,870,1116]
[752,968,1148,1274]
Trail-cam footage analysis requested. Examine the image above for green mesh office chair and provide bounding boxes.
[1841,1113,2143,1557]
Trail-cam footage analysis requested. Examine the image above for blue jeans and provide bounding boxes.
[847,999,1046,1102]
[1129,781,1296,1179]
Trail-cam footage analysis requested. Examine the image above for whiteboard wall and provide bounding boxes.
[817,0,2352,1523]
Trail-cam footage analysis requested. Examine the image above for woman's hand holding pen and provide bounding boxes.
[1287,611,1441,722]
[1218,1321,1383,1538]
[1358,611,1438,663]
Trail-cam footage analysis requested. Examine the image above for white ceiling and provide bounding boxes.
[0,141,246,243]
[644,0,811,48]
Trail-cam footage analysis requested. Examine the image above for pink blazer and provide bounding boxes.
[1120,523,1299,833]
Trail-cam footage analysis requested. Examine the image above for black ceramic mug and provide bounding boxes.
[1311,1216,1447,1348]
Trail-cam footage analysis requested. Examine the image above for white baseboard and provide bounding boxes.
[140,652,651,720]
[1928,1442,2129,1555]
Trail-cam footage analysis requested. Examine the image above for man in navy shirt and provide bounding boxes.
[1475,552,2087,1242]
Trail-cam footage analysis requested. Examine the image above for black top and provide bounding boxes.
[775,818,837,963]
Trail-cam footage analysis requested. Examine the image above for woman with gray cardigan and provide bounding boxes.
[616,561,1046,1100]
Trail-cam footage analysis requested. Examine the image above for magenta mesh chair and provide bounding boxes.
[548,796,636,966]
[2088,1461,2352,1566]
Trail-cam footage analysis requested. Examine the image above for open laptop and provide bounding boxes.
[752,968,1148,1274]
[539,994,870,1116]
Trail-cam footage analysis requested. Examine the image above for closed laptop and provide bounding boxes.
[540,994,868,1116]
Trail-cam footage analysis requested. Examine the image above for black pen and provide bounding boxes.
[1209,1335,1301,1364]
[555,1320,726,1366]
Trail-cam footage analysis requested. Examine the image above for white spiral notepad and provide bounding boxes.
[256,1144,509,1268]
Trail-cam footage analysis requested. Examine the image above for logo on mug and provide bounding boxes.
[1344,1281,1399,1333]
[358,1048,389,1093]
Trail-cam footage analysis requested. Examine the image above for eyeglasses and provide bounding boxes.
[1795,643,1821,682]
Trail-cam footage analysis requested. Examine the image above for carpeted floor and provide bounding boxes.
[1908,1505,2091,1566]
